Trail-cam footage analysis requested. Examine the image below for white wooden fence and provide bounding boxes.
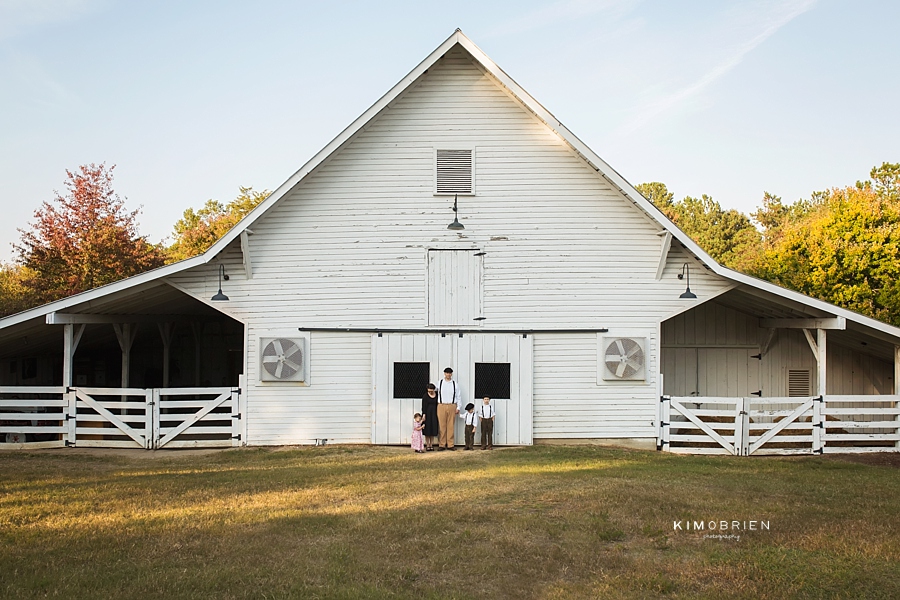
[659,395,900,456]
[0,386,241,450]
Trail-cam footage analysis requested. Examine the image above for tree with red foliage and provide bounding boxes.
[13,164,165,309]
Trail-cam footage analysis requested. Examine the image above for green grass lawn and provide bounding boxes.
[1,445,898,599]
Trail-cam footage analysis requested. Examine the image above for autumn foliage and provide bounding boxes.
[167,186,268,262]
[11,164,165,310]
[750,163,900,325]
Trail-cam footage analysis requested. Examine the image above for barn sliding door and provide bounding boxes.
[371,333,533,445]
[427,250,483,326]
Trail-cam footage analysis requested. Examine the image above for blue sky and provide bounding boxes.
[1,0,897,260]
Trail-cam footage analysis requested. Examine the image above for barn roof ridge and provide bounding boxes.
[2,30,900,341]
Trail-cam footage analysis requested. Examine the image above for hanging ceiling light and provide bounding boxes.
[448,194,465,230]
[211,264,230,301]
[677,263,697,299]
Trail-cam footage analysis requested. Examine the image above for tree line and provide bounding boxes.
[637,162,900,326]
[0,164,268,317]
[1,162,899,326]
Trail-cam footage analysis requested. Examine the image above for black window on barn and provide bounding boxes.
[393,362,431,399]
[474,362,511,400]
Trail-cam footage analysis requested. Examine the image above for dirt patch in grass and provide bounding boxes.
[821,452,900,468]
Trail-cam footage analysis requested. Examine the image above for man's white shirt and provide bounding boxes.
[438,378,462,412]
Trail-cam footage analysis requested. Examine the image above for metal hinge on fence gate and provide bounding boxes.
[814,422,824,428]
[232,434,241,441]
[231,413,241,419]
[814,396,824,402]
[65,440,74,447]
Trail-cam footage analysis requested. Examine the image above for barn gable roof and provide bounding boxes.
[2,29,900,342]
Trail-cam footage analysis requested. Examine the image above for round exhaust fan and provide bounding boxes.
[603,337,646,380]
[261,338,305,381]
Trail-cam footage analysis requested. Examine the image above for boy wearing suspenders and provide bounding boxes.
[479,396,495,450]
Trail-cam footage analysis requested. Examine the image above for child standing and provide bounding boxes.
[463,403,477,450]
[411,413,425,453]
[479,397,495,450]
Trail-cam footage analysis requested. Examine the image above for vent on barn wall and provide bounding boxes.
[259,337,306,382]
[788,369,810,397]
[601,337,647,381]
[436,149,473,194]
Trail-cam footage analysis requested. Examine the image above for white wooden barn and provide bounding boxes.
[1,31,899,455]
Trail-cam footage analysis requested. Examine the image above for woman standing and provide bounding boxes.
[421,383,439,451]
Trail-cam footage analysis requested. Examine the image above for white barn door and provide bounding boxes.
[428,250,483,326]
[461,334,533,446]
[372,334,456,445]
[372,333,532,445]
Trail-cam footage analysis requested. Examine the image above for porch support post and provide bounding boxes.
[158,322,175,388]
[816,329,827,397]
[815,328,827,454]
[894,345,900,395]
[112,324,138,388]
[895,345,900,451]
[62,324,85,388]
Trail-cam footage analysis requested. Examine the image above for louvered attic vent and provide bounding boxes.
[788,369,810,397]
[436,149,473,194]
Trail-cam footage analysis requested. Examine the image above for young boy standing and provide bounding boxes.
[479,396,495,450]
[463,402,477,450]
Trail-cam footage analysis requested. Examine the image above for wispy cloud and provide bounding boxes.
[612,0,818,137]
[0,0,104,41]
[486,0,640,37]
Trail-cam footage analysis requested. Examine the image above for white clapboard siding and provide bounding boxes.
[165,46,732,444]
[244,331,372,446]
[533,333,658,439]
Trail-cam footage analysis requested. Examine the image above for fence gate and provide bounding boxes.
[1,386,240,450]
[153,387,241,449]
[660,396,820,456]
[74,387,153,449]
[659,396,745,455]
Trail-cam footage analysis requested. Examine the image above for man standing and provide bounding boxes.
[437,367,462,450]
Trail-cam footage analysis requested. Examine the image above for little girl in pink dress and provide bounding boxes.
[411,413,425,453]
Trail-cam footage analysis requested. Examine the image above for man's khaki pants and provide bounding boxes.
[438,403,456,448]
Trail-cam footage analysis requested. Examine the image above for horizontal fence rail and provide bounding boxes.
[0,386,240,450]
[659,395,899,456]
[0,386,69,449]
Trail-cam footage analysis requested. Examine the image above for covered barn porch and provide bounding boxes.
[658,286,900,455]
[0,281,244,450]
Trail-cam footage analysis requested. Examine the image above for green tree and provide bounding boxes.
[11,164,165,313]
[167,186,269,262]
[636,182,762,273]
[0,263,36,317]
[751,163,900,326]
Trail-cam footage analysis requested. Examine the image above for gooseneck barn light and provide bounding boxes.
[677,263,697,299]
[447,194,465,231]
[211,264,230,302]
